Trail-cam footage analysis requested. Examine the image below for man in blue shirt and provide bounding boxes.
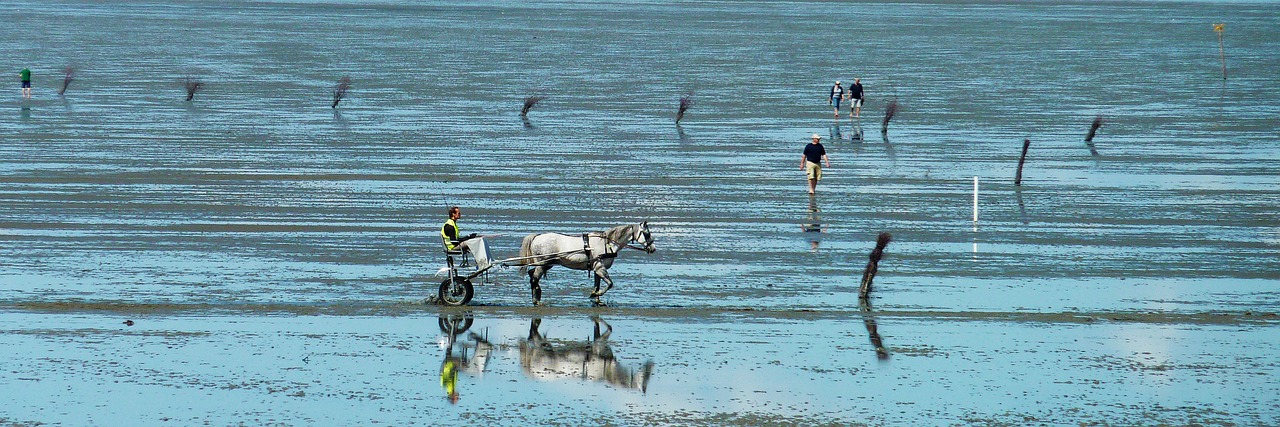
[801,134,831,195]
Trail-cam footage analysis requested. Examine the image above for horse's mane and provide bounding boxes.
[603,223,637,245]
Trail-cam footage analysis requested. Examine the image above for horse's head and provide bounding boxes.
[634,222,655,254]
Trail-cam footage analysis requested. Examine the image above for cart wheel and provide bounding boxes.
[438,313,473,334]
[438,277,474,306]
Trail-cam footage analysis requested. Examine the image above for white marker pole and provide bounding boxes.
[973,176,979,253]
[972,176,979,223]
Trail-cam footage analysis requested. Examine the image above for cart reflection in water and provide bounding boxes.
[520,317,654,392]
[438,313,493,404]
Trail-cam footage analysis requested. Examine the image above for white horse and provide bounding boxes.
[517,222,655,306]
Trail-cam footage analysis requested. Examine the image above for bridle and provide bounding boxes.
[594,224,654,254]
[626,226,655,253]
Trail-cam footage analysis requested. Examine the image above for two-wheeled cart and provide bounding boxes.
[436,237,580,306]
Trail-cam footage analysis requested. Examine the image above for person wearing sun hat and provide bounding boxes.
[801,133,831,195]
[828,80,844,118]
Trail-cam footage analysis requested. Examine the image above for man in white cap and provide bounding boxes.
[801,133,831,195]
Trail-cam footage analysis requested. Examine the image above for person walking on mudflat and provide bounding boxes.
[849,78,864,118]
[801,133,831,195]
[828,80,844,118]
[20,68,32,99]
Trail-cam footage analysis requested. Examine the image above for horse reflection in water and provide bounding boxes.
[520,317,654,392]
[438,314,494,404]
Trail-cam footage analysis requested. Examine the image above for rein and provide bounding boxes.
[547,231,651,254]
[599,233,653,253]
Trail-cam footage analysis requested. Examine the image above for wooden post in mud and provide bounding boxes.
[58,66,75,96]
[331,76,351,108]
[183,76,203,102]
[1014,138,1031,186]
[881,99,898,134]
[521,95,546,117]
[1084,116,1103,156]
[676,91,693,123]
[858,232,892,299]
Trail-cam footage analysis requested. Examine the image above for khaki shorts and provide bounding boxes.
[805,161,822,180]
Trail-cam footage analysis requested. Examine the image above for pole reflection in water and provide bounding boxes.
[520,317,654,393]
[438,312,493,404]
[859,301,889,361]
[802,194,823,252]
[881,130,896,160]
[1016,187,1028,225]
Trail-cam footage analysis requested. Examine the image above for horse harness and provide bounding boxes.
[533,230,645,271]
[581,233,620,262]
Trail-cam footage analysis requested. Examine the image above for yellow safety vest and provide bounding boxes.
[441,359,457,396]
[442,218,460,250]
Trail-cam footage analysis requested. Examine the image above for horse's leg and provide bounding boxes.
[589,263,615,304]
[591,267,602,298]
[528,266,546,306]
[590,274,604,306]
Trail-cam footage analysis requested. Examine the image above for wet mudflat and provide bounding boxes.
[4,308,1279,426]
[2,0,1279,425]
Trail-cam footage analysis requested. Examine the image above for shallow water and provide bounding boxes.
[2,0,1279,425]
[4,310,1278,426]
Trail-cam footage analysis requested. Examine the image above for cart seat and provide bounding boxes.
[443,237,470,268]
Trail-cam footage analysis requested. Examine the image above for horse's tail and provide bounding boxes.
[517,233,538,275]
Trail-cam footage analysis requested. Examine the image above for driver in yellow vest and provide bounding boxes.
[442,206,478,251]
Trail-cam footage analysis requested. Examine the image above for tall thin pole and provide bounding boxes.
[1214,23,1227,80]
[972,177,979,223]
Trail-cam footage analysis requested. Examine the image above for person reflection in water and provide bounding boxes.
[441,358,460,403]
[802,195,823,252]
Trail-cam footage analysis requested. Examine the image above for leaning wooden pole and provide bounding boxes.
[676,91,693,123]
[858,232,892,299]
[1084,115,1103,156]
[521,95,546,117]
[58,66,75,96]
[881,99,898,134]
[1014,138,1031,186]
